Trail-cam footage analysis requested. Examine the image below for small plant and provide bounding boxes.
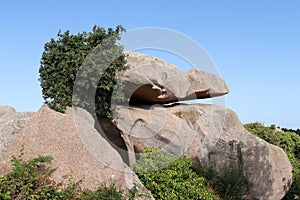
[79,183,123,200]
[214,167,251,200]
[126,184,151,200]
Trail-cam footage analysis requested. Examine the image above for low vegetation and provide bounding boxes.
[245,122,300,199]
[131,147,218,200]
[1,146,254,200]
[193,164,251,200]
[3,123,298,199]
[0,148,131,200]
[281,128,300,136]
[131,147,252,200]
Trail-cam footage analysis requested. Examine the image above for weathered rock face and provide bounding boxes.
[121,52,229,104]
[114,104,293,200]
[0,106,33,152]
[0,105,148,194]
[0,51,293,199]
[0,106,16,118]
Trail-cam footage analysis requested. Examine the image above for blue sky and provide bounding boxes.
[0,1,299,129]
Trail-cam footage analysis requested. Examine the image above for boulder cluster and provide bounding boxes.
[0,52,292,199]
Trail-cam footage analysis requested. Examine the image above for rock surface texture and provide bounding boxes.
[121,52,229,104]
[115,104,293,200]
[111,51,292,200]
[0,105,149,195]
[0,106,33,152]
[0,52,293,199]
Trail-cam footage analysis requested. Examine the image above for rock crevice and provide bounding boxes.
[121,52,229,105]
[114,104,292,200]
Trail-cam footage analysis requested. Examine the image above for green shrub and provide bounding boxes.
[0,148,126,200]
[131,147,219,200]
[245,122,300,199]
[0,152,61,199]
[79,183,123,200]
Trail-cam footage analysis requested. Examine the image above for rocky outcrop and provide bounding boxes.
[0,106,33,152]
[122,52,229,104]
[0,52,293,199]
[114,104,293,200]
[0,105,149,195]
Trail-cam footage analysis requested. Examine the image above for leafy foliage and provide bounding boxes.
[0,148,132,200]
[245,122,300,199]
[281,127,300,136]
[39,25,127,118]
[131,147,219,200]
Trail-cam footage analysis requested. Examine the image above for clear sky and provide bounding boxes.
[0,1,299,129]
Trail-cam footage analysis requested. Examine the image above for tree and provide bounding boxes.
[39,25,127,118]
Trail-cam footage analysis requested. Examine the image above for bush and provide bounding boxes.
[194,164,251,200]
[39,25,127,118]
[0,148,127,200]
[245,122,300,199]
[79,183,123,200]
[215,167,249,200]
[131,147,219,200]
[0,153,61,199]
